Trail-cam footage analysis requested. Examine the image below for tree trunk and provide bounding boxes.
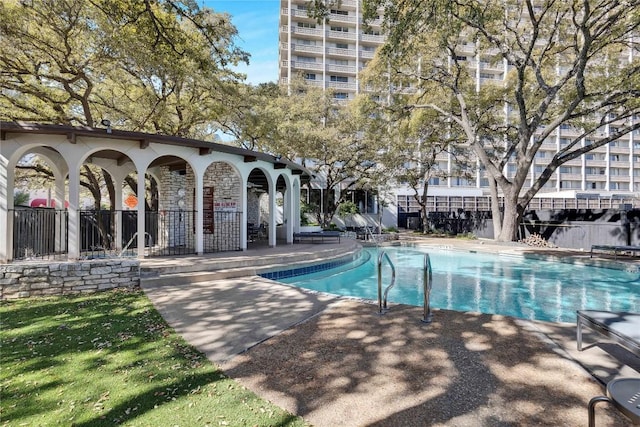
[488,177,502,239]
[496,193,522,242]
[420,180,429,233]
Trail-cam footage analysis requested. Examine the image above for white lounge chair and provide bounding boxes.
[576,310,640,356]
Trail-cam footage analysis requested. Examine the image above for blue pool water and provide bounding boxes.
[276,246,640,323]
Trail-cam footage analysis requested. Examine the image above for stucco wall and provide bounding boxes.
[1,259,140,299]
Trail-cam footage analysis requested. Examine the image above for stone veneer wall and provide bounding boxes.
[204,162,242,251]
[1,259,140,300]
[156,165,195,249]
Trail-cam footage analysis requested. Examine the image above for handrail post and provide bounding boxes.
[382,252,396,309]
[422,253,433,324]
[377,250,384,314]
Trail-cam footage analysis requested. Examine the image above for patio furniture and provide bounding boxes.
[577,310,640,357]
[588,377,640,427]
[293,231,341,244]
[590,245,640,259]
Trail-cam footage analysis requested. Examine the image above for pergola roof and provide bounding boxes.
[0,121,313,187]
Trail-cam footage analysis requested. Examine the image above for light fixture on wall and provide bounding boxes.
[100,119,112,134]
[177,188,185,209]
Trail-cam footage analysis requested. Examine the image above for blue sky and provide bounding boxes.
[203,1,280,84]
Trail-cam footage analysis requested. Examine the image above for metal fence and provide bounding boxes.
[203,211,242,253]
[11,208,243,261]
[11,208,68,261]
[146,210,196,256]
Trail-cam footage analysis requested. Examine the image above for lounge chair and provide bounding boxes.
[293,230,341,243]
[590,245,640,259]
[576,310,640,356]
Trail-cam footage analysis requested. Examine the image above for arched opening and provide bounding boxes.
[275,175,289,242]
[247,168,270,246]
[12,148,68,260]
[202,161,242,252]
[147,155,196,256]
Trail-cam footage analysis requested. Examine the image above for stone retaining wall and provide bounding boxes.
[0,259,140,299]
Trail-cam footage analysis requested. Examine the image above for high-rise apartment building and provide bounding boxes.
[279,0,384,103]
[279,1,640,224]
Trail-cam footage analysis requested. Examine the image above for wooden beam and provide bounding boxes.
[244,155,257,163]
[199,147,213,155]
[66,132,76,143]
[292,169,303,175]
[139,139,149,149]
[274,162,286,169]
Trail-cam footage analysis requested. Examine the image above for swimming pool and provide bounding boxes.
[275,246,640,323]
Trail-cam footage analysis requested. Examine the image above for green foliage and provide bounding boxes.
[0,290,306,427]
[0,0,247,139]
[300,200,318,225]
[13,191,30,206]
[360,0,640,241]
[231,78,384,227]
[337,201,359,217]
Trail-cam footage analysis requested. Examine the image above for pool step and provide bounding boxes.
[141,266,258,288]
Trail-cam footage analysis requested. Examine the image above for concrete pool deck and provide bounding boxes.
[140,237,640,426]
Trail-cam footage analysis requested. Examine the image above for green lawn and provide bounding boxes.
[1,289,307,427]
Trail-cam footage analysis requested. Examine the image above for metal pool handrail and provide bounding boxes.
[422,253,434,324]
[377,250,396,314]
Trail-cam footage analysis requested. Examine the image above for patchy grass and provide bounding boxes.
[1,289,307,427]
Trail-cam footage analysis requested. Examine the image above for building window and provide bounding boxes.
[330,26,349,32]
[297,22,316,29]
[455,55,467,61]
[333,59,348,65]
[297,56,315,62]
[345,190,376,214]
[336,43,348,49]
[305,73,316,80]
[334,92,348,99]
[330,75,348,82]
[330,9,348,15]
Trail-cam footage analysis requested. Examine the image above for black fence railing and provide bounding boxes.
[147,210,196,256]
[11,208,68,261]
[11,208,243,261]
[203,211,242,253]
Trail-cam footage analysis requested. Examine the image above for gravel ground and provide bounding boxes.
[223,300,633,427]
[143,238,639,427]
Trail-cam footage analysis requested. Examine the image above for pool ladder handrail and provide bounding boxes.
[377,251,434,323]
[365,225,378,246]
[377,250,396,314]
[119,231,154,257]
[422,253,433,324]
